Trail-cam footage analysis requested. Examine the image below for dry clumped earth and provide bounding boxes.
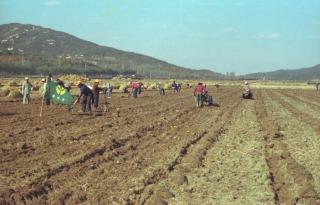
[0,86,320,205]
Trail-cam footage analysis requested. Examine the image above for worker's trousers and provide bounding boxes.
[23,93,30,104]
[195,93,203,107]
[81,95,92,112]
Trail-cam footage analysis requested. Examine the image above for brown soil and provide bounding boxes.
[0,87,320,205]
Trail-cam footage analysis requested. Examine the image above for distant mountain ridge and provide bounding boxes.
[244,64,320,81]
[0,23,224,79]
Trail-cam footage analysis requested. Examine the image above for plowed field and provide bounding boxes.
[1,87,320,205]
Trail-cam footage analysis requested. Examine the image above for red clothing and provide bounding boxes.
[131,82,138,89]
[194,84,205,95]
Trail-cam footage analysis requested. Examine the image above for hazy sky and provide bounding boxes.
[0,0,319,74]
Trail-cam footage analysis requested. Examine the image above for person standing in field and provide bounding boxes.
[194,82,205,107]
[40,78,51,105]
[106,82,113,98]
[92,79,102,111]
[137,81,144,96]
[159,87,165,95]
[131,82,139,98]
[74,81,93,112]
[21,77,33,105]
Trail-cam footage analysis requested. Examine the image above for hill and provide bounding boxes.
[243,64,320,81]
[0,23,223,79]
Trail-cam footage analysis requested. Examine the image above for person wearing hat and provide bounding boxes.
[21,77,33,105]
[92,79,102,111]
[74,81,93,112]
[56,78,65,88]
[244,81,250,90]
[40,78,50,105]
[193,82,205,107]
[243,81,253,99]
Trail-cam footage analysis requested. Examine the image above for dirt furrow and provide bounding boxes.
[1,89,228,204]
[139,91,242,205]
[269,90,320,135]
[279,90,320,109]
[165,96,275,205]
[45,90,237,204]
[255,90,320,205]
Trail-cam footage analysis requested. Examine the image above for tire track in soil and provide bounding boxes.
[255,90,320,205]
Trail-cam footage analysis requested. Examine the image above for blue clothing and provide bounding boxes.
[79,84,93,97]
[78,84,93,112]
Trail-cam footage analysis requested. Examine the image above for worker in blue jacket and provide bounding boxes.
[74,81,93,112]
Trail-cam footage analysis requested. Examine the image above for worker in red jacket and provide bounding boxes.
[194,82,205,107]
[131,82,139,98]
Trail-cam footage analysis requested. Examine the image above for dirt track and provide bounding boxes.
[1,87,320,205]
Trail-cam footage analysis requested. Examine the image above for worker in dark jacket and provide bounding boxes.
[92,79,102,111]
[74,81,93,112]
[56,78,65,88]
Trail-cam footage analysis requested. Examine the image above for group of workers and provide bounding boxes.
[73,80,111,112]
[21,75,256,112]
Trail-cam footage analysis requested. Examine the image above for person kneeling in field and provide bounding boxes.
[74,81,93,112]
[194,82,205,107]
[202,85,213,106]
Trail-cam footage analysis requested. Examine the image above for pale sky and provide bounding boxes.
[0,0,320,74]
